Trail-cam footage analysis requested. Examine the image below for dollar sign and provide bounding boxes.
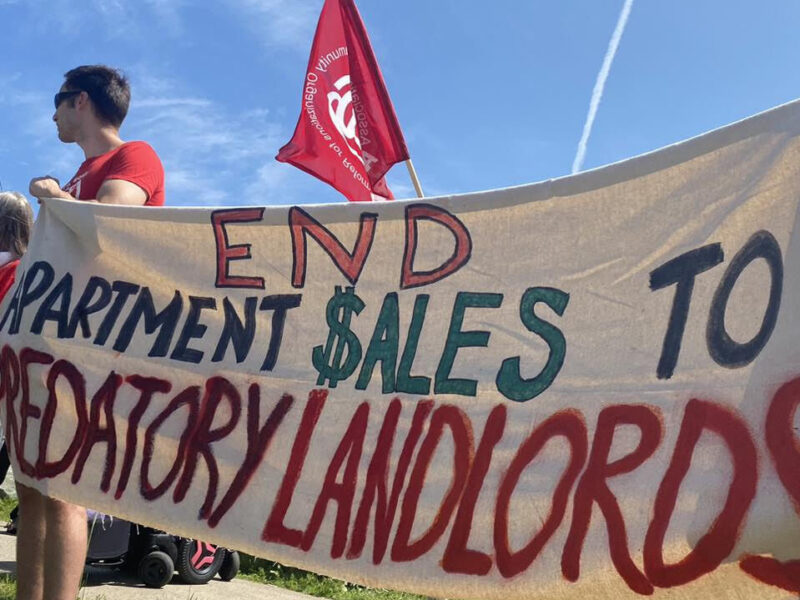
[312,286,365,387]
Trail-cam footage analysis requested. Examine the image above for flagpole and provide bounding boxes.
[405,159,424,198]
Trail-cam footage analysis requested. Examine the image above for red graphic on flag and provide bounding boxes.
[276,0,410,202]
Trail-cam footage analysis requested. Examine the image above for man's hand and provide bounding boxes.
[29,176,72,201]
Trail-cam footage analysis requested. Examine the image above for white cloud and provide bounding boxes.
[17,0,182,40]
[0,83,79,177]
[243,161,289,200]
[228,0,318,49]
[136,98,212,109]
[166,169,228,205]
[124,70,294,206]
[143,0,186,35]
[385,179,415,201]
[386,161,448,200]
[21,0,318,48]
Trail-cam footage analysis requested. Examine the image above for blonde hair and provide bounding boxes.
[0,192,33,257]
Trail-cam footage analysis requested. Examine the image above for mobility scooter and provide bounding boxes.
[86,511,240,588]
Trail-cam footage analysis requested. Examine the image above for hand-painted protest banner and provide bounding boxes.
[3,100,800,599]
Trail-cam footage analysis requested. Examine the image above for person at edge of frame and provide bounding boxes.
[0,191,34,522]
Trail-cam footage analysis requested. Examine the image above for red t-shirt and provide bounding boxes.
[0,260,19,302]
[62,141,165,206]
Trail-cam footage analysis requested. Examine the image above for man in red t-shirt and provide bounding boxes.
[26,65,165,600]
[30,67,164,207]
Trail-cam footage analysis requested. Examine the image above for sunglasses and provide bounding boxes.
[54,90,82,110]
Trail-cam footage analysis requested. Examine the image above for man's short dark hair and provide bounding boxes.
[63,65,131,128]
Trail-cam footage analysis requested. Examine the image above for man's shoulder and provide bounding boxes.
[117,141,162,162]
[109,141,166,205]
[112,141,164,175]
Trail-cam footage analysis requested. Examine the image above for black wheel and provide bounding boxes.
[218,550,240,581]
[176,539,225,584]
[138,550,174,588]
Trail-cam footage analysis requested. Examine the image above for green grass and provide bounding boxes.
[238,555,427,600]
[0,496,15,523]
[0,495,16,600]
[0,574,13,600]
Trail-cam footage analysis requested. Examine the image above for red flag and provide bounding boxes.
[276,0,410,202]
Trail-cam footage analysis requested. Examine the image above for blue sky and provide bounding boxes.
[2,0,799,209]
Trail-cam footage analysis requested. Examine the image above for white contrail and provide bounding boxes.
[571,0,635,174]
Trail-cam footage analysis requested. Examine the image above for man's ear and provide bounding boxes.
[75,91,90,111]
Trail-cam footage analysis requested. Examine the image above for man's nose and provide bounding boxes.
[52,111,58,122]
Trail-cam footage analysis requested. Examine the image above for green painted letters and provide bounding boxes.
[496,287,569,402]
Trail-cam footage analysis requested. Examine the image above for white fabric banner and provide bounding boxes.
[3,100,800,599]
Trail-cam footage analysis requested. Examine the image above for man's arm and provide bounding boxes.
[29,177,147,206]
[95,179,147,206]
